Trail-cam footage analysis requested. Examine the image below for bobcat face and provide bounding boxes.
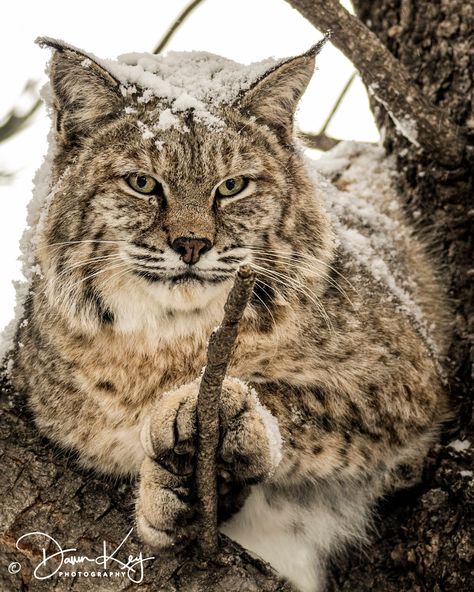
[37,39,331,332]
[50,114,290,289]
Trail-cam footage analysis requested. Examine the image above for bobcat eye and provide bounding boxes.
[216,176,248,198]
[126,173,161,195]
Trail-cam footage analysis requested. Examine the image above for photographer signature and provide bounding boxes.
[13,528,155,583]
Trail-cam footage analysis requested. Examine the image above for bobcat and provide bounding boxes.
[8,37,450,592]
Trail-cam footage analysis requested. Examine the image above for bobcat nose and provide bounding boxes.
[171,237,212,265]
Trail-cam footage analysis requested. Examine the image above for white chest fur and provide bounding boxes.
[221,484,370,592]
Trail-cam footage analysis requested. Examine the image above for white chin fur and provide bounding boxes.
[104,274,232,342]
[140,277,230,313]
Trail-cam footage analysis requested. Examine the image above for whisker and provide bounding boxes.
[78,262,130,286]
[34,254,124,299]
[219,255,244,265]
[252,278,284,345]
[251,264,326,327]
[251,252,355,308]
[47,239,127,248]
[46,240,126,260]
[97,266,135,294]
[56,254,123,276]
[56,261,130,308]
[253,280,277,327]
[246,245,360,306]
[247,246,358,293]
[128,255,165,266]
[250,262,334,333]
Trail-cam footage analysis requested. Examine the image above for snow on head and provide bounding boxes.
[101,49,278,131]
[35,37,280,134]
[116,50,276,103]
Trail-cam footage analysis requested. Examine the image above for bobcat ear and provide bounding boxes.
[236,35,329,142]
[36,37,123,147]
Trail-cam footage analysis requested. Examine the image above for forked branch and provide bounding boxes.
[286,0,467,167]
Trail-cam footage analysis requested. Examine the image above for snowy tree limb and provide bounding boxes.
[297,72,356,152]
[196,266,256,555]
[285,0,467,167]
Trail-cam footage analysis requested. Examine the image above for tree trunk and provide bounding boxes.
[351,0,473,422]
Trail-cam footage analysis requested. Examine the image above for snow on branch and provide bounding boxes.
[286,0,467,168]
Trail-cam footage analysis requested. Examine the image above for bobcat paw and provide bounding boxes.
[136,456,197,550]
[136,377,282,548]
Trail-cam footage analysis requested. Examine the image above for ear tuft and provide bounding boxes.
[37,37,122,147]
[236,33,330,143]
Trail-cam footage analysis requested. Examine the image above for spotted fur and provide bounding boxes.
[10,41,450,592]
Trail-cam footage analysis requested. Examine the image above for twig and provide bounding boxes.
[0,96,41,144]
[195,266,256,555]
[319,71,356,135]
[153,0,206,54]
[285,0,466,167]
[298,131,340,151]
[298,72,355,152]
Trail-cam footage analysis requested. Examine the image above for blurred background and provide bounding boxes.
[0,0,378,331]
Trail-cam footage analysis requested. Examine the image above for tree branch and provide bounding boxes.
[153,0,206,54]
[298,131,340,151]
[319,71,356,135]
[196,266,256,555]
[285,0,467,167]
[298,72,356,151]
[0,83,41,144]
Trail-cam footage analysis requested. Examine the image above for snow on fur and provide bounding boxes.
[38,37,279,131]
[306,141,440,364]
[110,49,277,127]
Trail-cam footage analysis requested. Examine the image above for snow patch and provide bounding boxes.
[390,115,420,147]
[371,93,420,147]
[37,39,279,132]
[448,439,471,452]
[306,141,440,363]
[137,120,154,140]
[157,108,180,131]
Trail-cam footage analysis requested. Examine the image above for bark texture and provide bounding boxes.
[351,0,473,424]
[0,375,291,591]
[286,0,467,166]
